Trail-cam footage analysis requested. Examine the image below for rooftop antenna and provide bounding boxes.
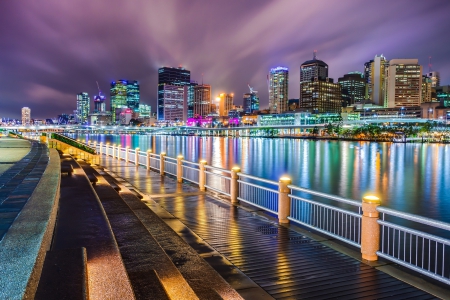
[428,56,432,73]
[313,50,317,60]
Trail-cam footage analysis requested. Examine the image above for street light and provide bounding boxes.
[428,108,433,120]
[400,107,404,118]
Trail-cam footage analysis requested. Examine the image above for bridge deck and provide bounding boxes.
[99,156,440,300]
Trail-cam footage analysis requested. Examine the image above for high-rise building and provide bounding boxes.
[93,94,106,113]
[243,89,260,114]
[76,92,90,124]
[436,85,450,107]
[384,59,422,108]
[300,51,328,83]
[184,82,198,120]
[365,55,387,106]
[138,104,151,117]
[193,84,212,117]
[300,78,342,113]
[158,67,191,121]
[269,67,289,114]
[338,72,366,105]
[21,107,31,125]
[160,85,185,121]
[110,80,140,123]
[425,71,440,87]
[217,93,234,116]
[422,75,433,103]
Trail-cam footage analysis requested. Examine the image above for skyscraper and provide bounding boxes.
[269,67,289,114]
[93,94,106,113]
[21,107,30,125]
[384,59,422,108]
[300,51,328,83]
[422,75,433,103]
[193,84,212,117]
[218,93,234,117]
[300,78,342,113]
[76,92,90,124]
[110,80,140,123]
[160,85,185,121]
[425,71,440,87]
[364,54,387,106]
[184,82,198,120]
[338,72,366,105]
[158,67,191,121]
[243,86,260,114]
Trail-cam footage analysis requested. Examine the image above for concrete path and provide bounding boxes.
[0,139,48,240]
[98,156,445,300]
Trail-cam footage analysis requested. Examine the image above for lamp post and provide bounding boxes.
[428,108,433,120]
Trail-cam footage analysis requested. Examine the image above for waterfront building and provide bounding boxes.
[425,71,440,87]
[364,54,387,106]
[158,67,191,121]
[76,92,90,124]
[184,82,198,120]
[422,75,433,103]
[217,93,234,117]
[160,85,185,122]
[420,102,449,121]
[356,106,421,120]
[384,59,422,108]
[436,85,450,107]
[299,77,342,113]
[21,107,31,125]
[110,80,140,123]
[338,72,366,105]
[269,67,289,114]
[193,84,212,118]
[256,112,342,126]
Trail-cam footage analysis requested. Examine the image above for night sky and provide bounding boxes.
[1,0,450,119]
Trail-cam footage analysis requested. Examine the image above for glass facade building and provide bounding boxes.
[110,80,140,123]
[243,92,260,114]
[338,72,366,105]
[269,67,289,114]
[300,78,342,113]
[126,81,140,112]
[76,92,90,124]
[158,67,191,121]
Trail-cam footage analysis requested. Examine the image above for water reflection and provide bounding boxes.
[75,134,450,223]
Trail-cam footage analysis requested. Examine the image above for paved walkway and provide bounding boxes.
[99,156,441,299]
[0,138,48,240]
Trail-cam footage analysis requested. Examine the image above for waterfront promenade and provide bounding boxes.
[98,154,448,299]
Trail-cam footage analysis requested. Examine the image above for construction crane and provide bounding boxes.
[96,81,103,97]
[248,84,257,94]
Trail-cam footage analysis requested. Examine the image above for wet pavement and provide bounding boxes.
[0,138,48,240]
[99,156,441,300]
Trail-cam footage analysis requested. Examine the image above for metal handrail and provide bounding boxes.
[238,180,278,193]
[289,185,362,207]
[238,173,279,186]
[205,170,231,180]
[378,207,450,231]
[205,165,231,174]
[289,195,362,218]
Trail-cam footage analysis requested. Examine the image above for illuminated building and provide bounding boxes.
[184,82,198,120]
[422,75,433,103]
[243,86,259,114]
[300,77,342,113]
[364,54,387,106]
[93,94,106,113]
[217,93,234,116]
[256,112,341,126]
[425,71,440,87]
[436,85,450,107]
[269,67,289,113]
[76,92,90,124]
[384,59,422,108]
[138,104,151,117]
[110,80,140,123]
[160,85,185,121]
[338,72,366,105]
[158,67,190,121]
[21,107,31,125]
[288,99,299,111]
[193,84,212,117]
[300,51,328,83]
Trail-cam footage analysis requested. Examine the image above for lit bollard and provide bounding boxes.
[146,150,152,170]
[125,146,129,163]
[160,152,166,175]
[135,148,140,166]
[278,177,292,224]
[199,160,207,191]
[230,167,240,204]
[177,155,184,183]
[361,195,381,261]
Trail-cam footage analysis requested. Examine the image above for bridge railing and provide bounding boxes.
[88,141,450,286]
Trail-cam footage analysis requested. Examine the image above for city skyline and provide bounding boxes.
[1,0,450,119]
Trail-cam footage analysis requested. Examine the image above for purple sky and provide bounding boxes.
[1,0,450,119]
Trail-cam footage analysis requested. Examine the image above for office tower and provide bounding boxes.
[300,51,329,83]
[138,104,151,117]
[109,79,140,122]
[300,78,342,113]
[218,93,234,116]
[93,94,106,113]
[338,72,366,105]
[193,84,212,117]
[269,67,289,113]
[422,75,433,103]
[436,85,450,107]
[76,92,90,124]
[384,59,422,108]
[21,107,31,125]
[158,67,191,121]
[160,85,185,121]
[184,82,198,120]
[364,55,387,106]
[425,71,440,87]
[243,86,260,114]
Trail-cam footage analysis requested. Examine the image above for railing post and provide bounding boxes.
[199,160,207,191]
[99,142,103,156]
[146,150,151,170]
[160,152,166,175]
[230,167,240,204]
[112,144,116,159]
[278,177,292,224]
[135,148,140,166]
[177,155,183,183]
[125,146,129,163]
[361,196,381,261]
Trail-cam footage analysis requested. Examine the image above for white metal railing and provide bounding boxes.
[205,165,231,195]
[237,173,279,214]
[377,207,450,285]
[288,185,362,248]
[80,140,450,286]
